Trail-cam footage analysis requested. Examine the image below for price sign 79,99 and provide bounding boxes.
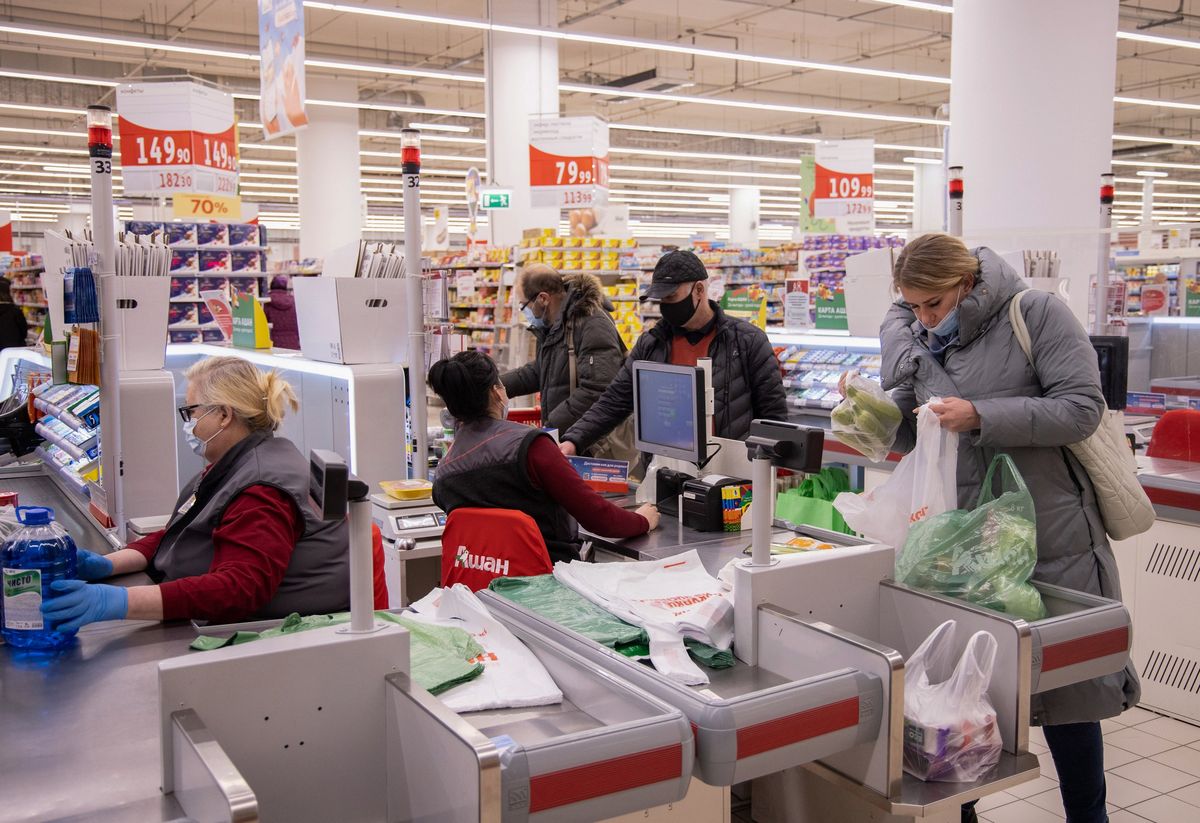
[529,115,609,209]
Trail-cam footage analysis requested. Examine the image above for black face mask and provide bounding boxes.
[659,291,699,330]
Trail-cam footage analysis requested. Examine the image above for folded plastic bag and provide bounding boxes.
[553,550,734,686]
[831,372,903,462]
[408,584,562,712]
[835,400,958,554]
[895,454,1046,622]
[487,574,734,669]
[903,620,1003,782]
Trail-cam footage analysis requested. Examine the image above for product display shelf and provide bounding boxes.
[436,259,513,356]
[769,332,883,414]
[30,380,101,503]
[1119,261,1183,316]
[5,259,47,343]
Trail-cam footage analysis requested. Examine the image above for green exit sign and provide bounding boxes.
[481,190,511,209]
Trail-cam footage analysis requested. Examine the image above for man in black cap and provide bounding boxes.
[559,249,787,457]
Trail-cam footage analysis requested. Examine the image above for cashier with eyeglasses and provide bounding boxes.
[40,356,384,632]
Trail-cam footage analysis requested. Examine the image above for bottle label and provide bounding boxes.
[2,567,43,630]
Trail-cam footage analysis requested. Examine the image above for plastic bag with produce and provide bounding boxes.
[895,454,1046,622]
[830,372,903,463]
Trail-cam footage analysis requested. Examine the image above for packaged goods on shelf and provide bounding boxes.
[198,250,231,273]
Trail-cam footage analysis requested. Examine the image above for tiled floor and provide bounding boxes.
[978,707,1200,823]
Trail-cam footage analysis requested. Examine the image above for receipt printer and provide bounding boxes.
[681,475,750,532]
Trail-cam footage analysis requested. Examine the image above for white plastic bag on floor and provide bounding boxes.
[554,550,733,686]
[903,620,1003,783]
[834,400,958,555]
[408,584,562,712]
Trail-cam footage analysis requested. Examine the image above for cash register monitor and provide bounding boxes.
[632,361,707,465]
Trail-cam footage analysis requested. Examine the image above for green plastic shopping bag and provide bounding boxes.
[894,455,1046,621]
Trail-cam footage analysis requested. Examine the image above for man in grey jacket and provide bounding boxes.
[880,234,1139,823]
[560,250,788,457]
[501,265,626,439]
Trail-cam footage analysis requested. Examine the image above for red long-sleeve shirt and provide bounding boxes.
[129,485,390,622]
[524,435,649,539]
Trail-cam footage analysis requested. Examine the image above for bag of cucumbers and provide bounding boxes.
[830,372,903,462]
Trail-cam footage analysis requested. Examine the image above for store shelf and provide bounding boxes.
[3,265,45,273]
[10,284,43,290]
[17,302,48,309]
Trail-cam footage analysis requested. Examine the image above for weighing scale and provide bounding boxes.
[370,492,446,607]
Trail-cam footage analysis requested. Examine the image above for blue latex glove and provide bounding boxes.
[40,580,129,633]
[76,548,114,581]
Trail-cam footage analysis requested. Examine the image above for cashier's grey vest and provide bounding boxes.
[152,433,350,619]
[433,417,580,563]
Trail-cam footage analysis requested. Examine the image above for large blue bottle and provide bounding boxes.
[1,506,78,650]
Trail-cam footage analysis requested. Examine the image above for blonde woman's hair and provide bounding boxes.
[185,356,298,432]
[893,233,979,294]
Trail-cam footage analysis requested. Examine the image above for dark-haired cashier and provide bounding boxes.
[430,351,660,562]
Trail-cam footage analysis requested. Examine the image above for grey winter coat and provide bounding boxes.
[501,273,626,433]
[880,246,1140,726]
[563,301,789,453]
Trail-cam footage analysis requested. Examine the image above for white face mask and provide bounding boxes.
[182,407,221,460]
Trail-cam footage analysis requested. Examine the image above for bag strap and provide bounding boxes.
[1008,290,1034,363]
[566,315,578,391]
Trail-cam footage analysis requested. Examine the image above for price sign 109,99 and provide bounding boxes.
[116,81,240,197]
[808,138,876,235]
[528,116,609,209]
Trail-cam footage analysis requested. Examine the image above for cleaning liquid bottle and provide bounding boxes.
[1,506,78,650]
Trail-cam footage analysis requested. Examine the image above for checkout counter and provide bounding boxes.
[0,361,1136,822]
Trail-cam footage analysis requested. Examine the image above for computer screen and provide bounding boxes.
[1091,336,1129,411]
[632,361,707,464]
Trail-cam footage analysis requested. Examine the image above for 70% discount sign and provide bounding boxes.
[172,193,242,221]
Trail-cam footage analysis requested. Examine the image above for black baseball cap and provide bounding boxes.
[640,249,709,302]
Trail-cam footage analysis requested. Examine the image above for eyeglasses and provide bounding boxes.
[177,403,206,423]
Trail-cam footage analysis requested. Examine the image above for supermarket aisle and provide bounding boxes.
[978,707,1200,823]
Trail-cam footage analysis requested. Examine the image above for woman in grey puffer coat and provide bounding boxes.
[878,234,1139,823]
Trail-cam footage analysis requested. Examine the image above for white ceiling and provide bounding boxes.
[0,0,1194,236]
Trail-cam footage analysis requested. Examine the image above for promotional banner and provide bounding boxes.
[719,287,768,330]
[529,116,609,208]
[116,81,239,196]
[801,139,875,235]
[258,0,308,139]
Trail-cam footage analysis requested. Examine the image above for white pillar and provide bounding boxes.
[949,0,1118,321]
[911,163,946,236]
[729,187,761,247]
[486,0,560,246]
[297,77,362,276]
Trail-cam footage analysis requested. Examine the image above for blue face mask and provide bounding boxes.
[522,304,546,329]
[921,287,964,352]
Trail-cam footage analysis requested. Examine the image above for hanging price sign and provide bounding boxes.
[116,81,240,196]
[529,116,609,208]
[801,139,875,235]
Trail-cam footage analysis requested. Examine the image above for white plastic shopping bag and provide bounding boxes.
[408,584,563,712]
[902,620,1003,783]
[554,550,733,686]
[834,400,958,554]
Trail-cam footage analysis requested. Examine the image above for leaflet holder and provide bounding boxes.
[293,277,409,365]
[114,275,171,370]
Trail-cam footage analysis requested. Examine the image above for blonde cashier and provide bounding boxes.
[40,357,379,632]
